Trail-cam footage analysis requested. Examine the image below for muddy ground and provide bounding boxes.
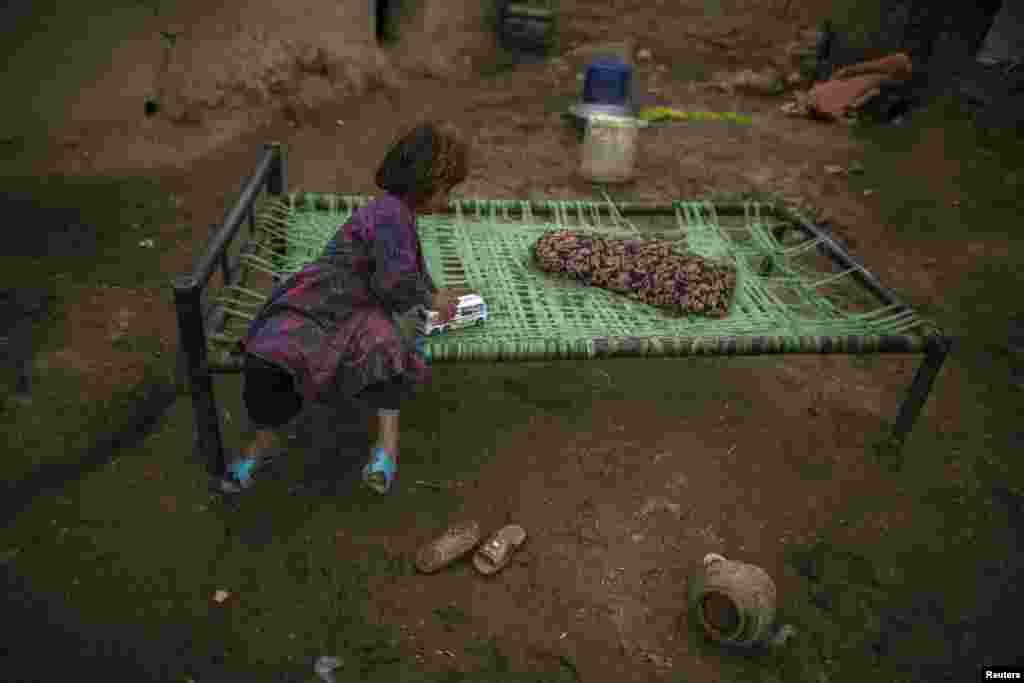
[1,0,1023,681]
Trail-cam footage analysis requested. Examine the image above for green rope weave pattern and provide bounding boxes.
[209,194,938,362]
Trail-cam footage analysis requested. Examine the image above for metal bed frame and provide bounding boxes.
[173,144,953,484]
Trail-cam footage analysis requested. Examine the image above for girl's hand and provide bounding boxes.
[431,288,461,321]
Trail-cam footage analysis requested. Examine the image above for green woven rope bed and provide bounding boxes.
[209,194,938,362]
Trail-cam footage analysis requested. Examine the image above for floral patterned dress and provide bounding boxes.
[240,193,437,405]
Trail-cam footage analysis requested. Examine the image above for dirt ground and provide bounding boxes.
[357,392,912,681]
[18,0,877,394]
[3,0,1023,681]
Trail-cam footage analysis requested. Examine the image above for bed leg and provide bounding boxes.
[173,275,227,480]
[264,142,288,273]
[264,142,286,196]
[887,335,952,455]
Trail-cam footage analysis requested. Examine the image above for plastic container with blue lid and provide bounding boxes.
[578,113,646,184]
[582,57,633,107]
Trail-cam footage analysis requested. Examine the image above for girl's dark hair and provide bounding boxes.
[375,121,470,205]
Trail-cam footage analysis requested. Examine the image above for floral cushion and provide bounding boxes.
[532,230,737,318]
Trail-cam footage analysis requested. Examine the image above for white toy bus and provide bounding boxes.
[416,293,488,336]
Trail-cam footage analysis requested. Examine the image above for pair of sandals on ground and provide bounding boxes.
[415,520,528,576]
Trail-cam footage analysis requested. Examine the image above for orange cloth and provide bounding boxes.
[807,53,913,121]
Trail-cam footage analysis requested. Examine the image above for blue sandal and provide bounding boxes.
[219,447,281,494]
[362,447,397,495]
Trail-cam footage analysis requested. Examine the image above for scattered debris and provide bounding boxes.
[811,587,834,610]
[665,472,688,493]
[565,39,636,64]
[795,553,821,581]
[212,589,231,603]
[637,496,684,520]
[314,655,343,683]
[159,30,180,48]
[710,68,785,96]
[412,479,456,491]
[636,48,652,61]
[780,97,810,117]
[642,650,673,669]
[824,164,845,175]
[769,623,798,647]
[652,451,672,464]
[142,463,163,481]
[639,107,753,124]
[109,308,139,346]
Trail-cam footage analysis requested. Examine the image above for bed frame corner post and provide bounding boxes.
[265,142,286,196]
[173,274,227,480]
[888,334,953,453]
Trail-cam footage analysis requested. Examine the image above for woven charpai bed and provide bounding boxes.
[209,193,940,362]
[172,145,952,480]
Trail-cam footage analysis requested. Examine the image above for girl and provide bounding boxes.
[222,121,470,495]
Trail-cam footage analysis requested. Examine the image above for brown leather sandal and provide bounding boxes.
[415,521,482,574]
[472,525,528,576]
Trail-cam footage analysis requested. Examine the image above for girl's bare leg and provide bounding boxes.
[244,428,280,457]
[376,409,400,460]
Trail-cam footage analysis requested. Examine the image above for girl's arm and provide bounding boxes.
[370,219,434,314]
[322,224,347,259]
